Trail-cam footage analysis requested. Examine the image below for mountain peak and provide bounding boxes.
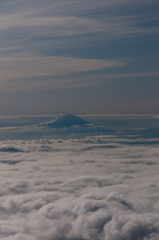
[47,114,90,128]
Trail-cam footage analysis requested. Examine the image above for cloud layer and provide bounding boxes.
[0,137,159,239]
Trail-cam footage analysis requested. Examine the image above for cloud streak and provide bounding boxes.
[0,0,158,113]
[0,0,158,96]
[1,69,159,92]
[0,55,125,80]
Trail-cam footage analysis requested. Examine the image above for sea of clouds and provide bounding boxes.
[0,136,159,240]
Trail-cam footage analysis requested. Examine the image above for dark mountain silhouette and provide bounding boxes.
[47,114,90,128]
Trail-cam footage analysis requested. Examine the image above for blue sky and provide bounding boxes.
[0,0,159,114]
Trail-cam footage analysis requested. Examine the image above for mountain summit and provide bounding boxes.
[47,114,90,128]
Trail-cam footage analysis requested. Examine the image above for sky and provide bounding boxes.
[0,0,159,114]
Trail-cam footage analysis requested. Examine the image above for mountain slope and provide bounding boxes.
[47,114,90,128]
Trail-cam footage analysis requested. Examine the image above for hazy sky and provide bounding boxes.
[0,0,159,114]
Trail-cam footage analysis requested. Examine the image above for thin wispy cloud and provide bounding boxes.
[0,0,158,113]
[0,55,125,80]
[1,69,159,92]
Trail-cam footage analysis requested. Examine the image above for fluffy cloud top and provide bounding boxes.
[0,136,158,239]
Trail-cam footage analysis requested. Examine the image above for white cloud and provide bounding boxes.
[0,137,158,239]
